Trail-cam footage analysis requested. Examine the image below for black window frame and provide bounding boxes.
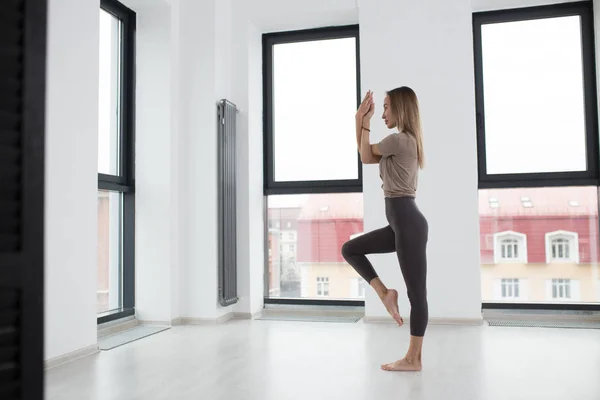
[473,1,600,190]
[97,0,136,324]
[262,25,365,307]
[475,2,600,312]
[262,25,363,195]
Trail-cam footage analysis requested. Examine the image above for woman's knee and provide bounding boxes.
[341,240,354,260]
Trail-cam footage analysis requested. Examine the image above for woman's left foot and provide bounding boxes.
[381,358,422,372]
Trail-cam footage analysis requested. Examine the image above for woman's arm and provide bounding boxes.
[355,90,382,164]
[360,121,382,164]
[355,115,363,152]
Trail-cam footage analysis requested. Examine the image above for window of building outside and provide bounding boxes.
[97,0,135,321]
[501,279,520,299]
[475,3,600,307]
[263,26,363,302]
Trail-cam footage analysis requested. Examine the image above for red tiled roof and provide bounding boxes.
[479,187,598,217]
[268,207,302,220]
[298,193,363,220]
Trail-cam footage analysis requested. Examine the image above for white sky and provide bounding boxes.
[481,16,587,175]
[98,10,117,175]
[273,37,358,182]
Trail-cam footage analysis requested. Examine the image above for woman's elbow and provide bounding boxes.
[361,155,376,164]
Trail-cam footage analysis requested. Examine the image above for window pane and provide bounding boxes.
[480,187,599,304]
[272,38,358,182]
[267,193,363,299]
[98,10,122,176]
[481,16,587,174]
[97,191,122,313]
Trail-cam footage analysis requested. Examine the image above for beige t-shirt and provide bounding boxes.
[377,132,419,198]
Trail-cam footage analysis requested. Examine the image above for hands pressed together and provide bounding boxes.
[356,90,375,124]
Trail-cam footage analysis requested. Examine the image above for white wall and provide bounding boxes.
[45,0,99,360]
[133,0,176,323]
[359,0,482,320]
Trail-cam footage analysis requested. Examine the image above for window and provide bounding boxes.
[284,231,296,242]
[475,3,600,310]
[97,191,122,313]
[263,26,364,305]
[263,25,361,194]
[97,0,135,322]
[351,277,367,299]
[473,3,599,188]
[317,277,330,297]
[493,231,527,263]
[551,279,572,300]
[480,187,599,306]
[546,231,579,263]
[500,239,519,260]
[501,279,520,299]
[266,193,363,300]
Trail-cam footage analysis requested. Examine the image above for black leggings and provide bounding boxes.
[341,197,429,337]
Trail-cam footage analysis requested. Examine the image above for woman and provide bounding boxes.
[341,86,429,372]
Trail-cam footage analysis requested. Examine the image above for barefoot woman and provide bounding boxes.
[341,87,429,372]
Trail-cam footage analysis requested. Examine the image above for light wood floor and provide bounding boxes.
[45,319,600,400]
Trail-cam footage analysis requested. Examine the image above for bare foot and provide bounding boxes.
[382,289,403,326]
[381,358,422,372]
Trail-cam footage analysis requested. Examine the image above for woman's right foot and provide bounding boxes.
[382,289,403,326]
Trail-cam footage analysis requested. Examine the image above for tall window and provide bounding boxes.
[263,26,363,303]
[474,3,600,308]
[97,0,135,322]
[474,2,598,187]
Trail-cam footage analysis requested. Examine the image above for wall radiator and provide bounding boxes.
[217,99,239,307]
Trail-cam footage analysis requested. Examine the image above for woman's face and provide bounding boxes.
[382,95,395,129]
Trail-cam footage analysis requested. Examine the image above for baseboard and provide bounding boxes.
[45,344,99,370]
[136,320,172,326]
[175,313,235,326]
[171,311,263,326]
[233,311,263,320]
[363,316,483,326]
[98,316,138,339]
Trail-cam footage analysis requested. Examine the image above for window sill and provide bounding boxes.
[97,308,135,324]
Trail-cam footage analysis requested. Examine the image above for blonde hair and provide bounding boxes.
[387,86,425,169]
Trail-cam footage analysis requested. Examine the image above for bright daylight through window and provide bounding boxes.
[263,26,364,302]
[97,0,135,320]
[474,3,600,306]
